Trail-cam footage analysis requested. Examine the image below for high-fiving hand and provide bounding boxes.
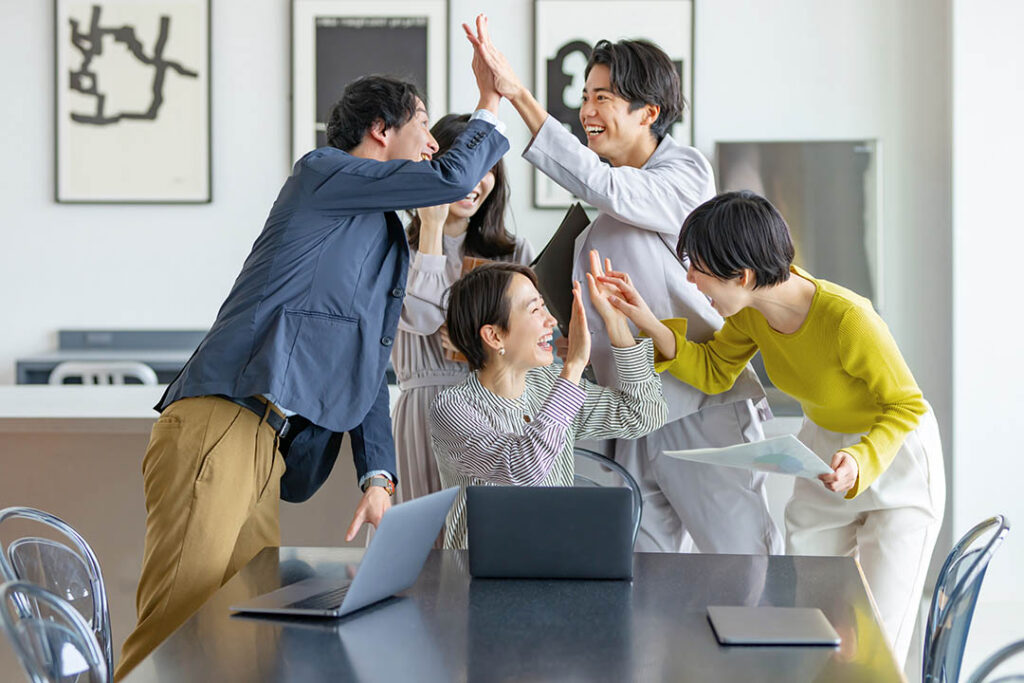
[560,281,591,384]
[462,15,525,100]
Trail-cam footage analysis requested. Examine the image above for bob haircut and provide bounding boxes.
[445,263,540,371]
[407,113,516,258]
[585,38,685,141]
[677,190,795,289]
[326,75,421,152]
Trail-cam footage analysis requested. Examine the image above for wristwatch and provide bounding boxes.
[361,475,395,496]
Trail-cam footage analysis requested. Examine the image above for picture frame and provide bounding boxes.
[291,0,448,164]
[54,0,211,203]
[533,0,694,208]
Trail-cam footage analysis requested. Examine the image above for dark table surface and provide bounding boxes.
[123,547,904,682]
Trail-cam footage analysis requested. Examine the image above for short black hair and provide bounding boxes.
[326,75,421,152]
[446,263,540,371]
[677,191,794,289]
[585,39,684,141]
[407,113,516,259]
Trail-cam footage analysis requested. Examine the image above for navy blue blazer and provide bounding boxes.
[159,117,509,483]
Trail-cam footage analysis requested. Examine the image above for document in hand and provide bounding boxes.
[530,203,591,334]
[662,434,833,479]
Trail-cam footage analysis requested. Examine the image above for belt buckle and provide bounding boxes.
[277,417,291,440]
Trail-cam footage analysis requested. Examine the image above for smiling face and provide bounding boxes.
[492,274,558,369]
[579,64,655,167]
[448,170,496,221]
[383,97,439,162]
[686,262,750,318]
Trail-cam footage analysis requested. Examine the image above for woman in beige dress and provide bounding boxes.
[392,113,534,504]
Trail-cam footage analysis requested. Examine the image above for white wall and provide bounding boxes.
[1,0,291,385]
[952,0,1024,603]
[3,1,953,541]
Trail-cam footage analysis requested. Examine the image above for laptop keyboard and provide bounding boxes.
[287,583,351,611]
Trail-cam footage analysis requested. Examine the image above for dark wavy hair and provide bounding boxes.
[585,39,685,141]
[406,114,516,258]
[446,263,540,371]
[326,75,421,152]
[677,191,794,289]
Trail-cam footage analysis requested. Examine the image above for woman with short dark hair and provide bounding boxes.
[392,114,534,507]
[430,262,667,549]
[598,190,944,667]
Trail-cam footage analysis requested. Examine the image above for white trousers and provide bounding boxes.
[611,400,783,555]
[785,408,946,668]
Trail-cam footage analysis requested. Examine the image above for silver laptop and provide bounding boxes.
[707,606,841,646]
[230,487,458,618]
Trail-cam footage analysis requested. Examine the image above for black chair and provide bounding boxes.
[966,638,1024,683]
[572,447,643,547]
[923,515,1010,683]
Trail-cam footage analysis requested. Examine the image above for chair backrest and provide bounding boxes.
[48,361,157,385]
[923,514,1010,683]
[573,447,643,547]
[1,580,108,683]
[966,638,1024,683]
[0,508,112,678]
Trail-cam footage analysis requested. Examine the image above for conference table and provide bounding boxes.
[124,547,904,682]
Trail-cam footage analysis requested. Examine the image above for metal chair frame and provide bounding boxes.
[923,514,1010,683]
[1,579,108,683]
[48,360,157,385]
[573,447,644,547]
[0,507,112,678]
[967,638,1024,683]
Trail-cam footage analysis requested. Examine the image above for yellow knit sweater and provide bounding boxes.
[656,266,926,498]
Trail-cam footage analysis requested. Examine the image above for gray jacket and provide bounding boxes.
[523,116,765,423]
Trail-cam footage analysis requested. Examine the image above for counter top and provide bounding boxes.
[0,385,403,433]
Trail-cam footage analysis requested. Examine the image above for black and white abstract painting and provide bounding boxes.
[292,0,447,163]
[55,0,211,202]
[534,0,693,208]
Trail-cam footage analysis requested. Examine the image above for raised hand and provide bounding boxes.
[560,281,591,384]
[462,14,525,100]
[596,255,678,360]
[585,250,634,348]
[596,259,661,334]
[415,203,449,255]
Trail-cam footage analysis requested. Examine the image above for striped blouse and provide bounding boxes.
[430,339,668,549]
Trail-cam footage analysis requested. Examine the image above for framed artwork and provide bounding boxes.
[54,0,211,203]
[533,0,694,208]
[291,0,448,163]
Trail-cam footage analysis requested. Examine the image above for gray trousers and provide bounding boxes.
[611,400,783,555]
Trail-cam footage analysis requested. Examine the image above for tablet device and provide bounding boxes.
[707,606,841,646]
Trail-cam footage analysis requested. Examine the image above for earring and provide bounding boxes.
[498,348,505,356]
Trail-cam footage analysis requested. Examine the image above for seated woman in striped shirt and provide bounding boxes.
[430,262,667,549]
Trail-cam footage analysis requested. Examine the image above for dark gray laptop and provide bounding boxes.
[707,606,841,646]
[230,487,458,618]
[466,486,634,579]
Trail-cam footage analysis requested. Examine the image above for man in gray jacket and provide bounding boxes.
[465,16,781,554]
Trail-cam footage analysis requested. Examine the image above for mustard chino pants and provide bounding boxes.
[114,396,286,681]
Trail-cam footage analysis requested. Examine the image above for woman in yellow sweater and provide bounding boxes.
[595,190,944,667]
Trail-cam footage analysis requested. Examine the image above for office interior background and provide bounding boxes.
[1,0,1021,676]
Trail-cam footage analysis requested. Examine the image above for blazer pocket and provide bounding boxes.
[284,308,359,325]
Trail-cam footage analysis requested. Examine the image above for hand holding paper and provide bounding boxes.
[663,435,832,480]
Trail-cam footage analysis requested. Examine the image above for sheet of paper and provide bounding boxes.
[663,434,833,479]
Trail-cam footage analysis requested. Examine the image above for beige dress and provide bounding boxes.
[391,231,534,503]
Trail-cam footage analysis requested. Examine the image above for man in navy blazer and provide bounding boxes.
[115,74,509,679]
